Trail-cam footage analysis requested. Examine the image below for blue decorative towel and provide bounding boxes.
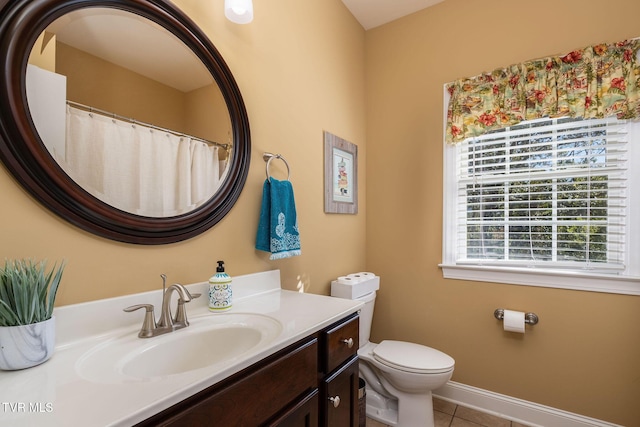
[256,178,301,260]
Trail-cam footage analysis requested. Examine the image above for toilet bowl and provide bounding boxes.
[331,275,455,427]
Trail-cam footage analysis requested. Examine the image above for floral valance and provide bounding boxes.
[445,39,640,144]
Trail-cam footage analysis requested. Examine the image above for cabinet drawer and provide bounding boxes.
[323,314,358,374]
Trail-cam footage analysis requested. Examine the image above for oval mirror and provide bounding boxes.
[0,0,250,244]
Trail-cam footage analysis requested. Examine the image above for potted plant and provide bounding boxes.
[0,259,65,370]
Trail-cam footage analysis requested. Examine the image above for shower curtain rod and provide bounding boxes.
[66,100,231,151]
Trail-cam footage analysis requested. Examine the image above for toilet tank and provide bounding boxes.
[357,291,376,347]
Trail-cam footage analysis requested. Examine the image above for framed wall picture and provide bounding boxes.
[324,131,358,214]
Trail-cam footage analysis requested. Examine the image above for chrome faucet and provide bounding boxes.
[158,283,195,328]
[124,274,201,338]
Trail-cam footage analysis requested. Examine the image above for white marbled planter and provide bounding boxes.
[0,316,55,370]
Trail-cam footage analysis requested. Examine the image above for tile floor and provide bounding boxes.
[365,397,531,427]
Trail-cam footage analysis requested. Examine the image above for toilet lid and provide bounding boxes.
[372,340,455,374]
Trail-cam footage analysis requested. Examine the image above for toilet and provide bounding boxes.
[331,273,454,427]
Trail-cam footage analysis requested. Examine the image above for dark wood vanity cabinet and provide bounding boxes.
[136,313,359,427]
[320,314,360,427]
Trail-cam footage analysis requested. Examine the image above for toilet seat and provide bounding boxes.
[373,340,455,374]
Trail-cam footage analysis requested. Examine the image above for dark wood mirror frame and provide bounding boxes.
[0,0,250,244]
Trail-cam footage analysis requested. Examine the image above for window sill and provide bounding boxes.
[439,264,640,296]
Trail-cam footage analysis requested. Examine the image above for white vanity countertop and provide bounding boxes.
[0,270,362,426]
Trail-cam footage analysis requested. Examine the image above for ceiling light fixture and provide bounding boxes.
[224,0,254,24]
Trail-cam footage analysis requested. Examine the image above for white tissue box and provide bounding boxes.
[331,276,380,300]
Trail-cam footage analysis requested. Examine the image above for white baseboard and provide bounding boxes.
[433,381,622,427]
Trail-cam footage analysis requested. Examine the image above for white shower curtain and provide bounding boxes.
[64,106,220,217]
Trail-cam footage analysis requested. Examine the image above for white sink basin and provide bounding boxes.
[76,313,282,383]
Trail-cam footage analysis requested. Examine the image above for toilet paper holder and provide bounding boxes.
[494,308,539,325]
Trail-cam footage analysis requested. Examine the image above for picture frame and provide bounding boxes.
[324,131,358,214]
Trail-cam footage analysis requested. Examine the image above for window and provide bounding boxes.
[442,115,640,295]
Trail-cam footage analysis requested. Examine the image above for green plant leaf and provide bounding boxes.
[46,261,65,318]
[0,299,19,327]
[0,259,66,326]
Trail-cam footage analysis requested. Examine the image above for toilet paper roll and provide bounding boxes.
[337,276,362,285]
[349,272,374,278]
[347,272,374,282]
[503,309,525,333]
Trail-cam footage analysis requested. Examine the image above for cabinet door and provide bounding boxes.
[138,338,318,426]
[322,356,359,427]
[267,390,319,427]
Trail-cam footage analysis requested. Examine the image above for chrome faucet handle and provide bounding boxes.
[180,290,201,302]
[123,304,157,338]
[174,284,199,302]
[174,299,189,326]
[172,288,201,325]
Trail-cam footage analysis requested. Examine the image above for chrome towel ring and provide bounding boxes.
[263,152,291,180]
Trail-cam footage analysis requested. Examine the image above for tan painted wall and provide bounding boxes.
[56,42,187,133]
[185,83,231,149]
[28,32,56,72]
[364,0,640,424]
[0,0,366,304]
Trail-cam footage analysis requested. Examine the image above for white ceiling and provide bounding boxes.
[48,8,212,93]
[341,0,445,30]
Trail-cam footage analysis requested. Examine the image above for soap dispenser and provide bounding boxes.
[209,260,232,311]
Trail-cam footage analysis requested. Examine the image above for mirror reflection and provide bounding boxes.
[26,8,233,217]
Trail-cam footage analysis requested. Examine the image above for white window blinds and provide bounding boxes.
[455,116,627,272]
